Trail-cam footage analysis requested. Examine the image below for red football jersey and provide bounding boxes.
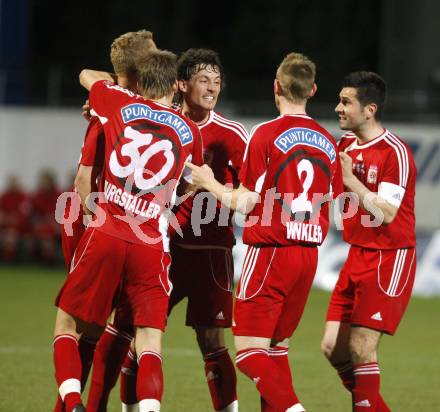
[0,189,31,232]
[338,129,416,249]
[172,111,248,248]
[89,80,203,251]
[79,116,105,167]
[239,114,343,247]
[63,116,105,232]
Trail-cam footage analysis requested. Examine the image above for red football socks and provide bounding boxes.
[78,335,98,388]
[204,347,238,411]
[333,360,355,391]
[120,348,138,406]
[137,351,163,412]
[261,346,292,412]
[236,348,303,411]
[53,335,97,412]
[86,324,132,412]
[334,361,390,411]
[352,362,382,411]
[53,334,83,412]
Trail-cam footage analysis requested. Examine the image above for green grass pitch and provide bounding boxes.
[0,265,439,411]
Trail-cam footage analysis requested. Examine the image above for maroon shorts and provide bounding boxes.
[233,244,318,341]
[168,244,234,328]
[326,246,416,335]
[55,227,171,331]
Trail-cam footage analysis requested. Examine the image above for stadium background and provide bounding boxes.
[0,0,439,410]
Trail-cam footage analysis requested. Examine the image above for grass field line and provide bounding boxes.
[0,345,201,357]
[0,345,316,359]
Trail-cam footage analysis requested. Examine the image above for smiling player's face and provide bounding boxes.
[180,65,222,112]
[335,87,368,131]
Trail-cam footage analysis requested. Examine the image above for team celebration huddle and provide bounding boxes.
[52,29,416,412]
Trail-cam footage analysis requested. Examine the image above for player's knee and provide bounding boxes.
[54,309,81,338]
[196,327,225,355]
[135,327,162,355]
[348,338,375,364]
[320,335,336,360]
[348,328,380,364]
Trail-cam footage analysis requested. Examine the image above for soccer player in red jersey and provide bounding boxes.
[168,48,248,412]
[320,71,417,411]
[54,30,158,412]
[32,169,62,264]
[52,51,203,412]
[0,175,31,262]
[187,52,343,412]
[62,29,157,270]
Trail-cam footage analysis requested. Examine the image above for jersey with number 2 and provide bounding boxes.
[239,114,343,247]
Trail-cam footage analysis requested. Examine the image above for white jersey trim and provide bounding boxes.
[254,171,267,194]
[244,117,281,161]
[90,108,108,125]
[343,129,410,188]
[198,110,215,128]
[212,112,249,143]
[377,248,415,297]
[349,129,387,149]
[283,114,312,120]
[384,131,410,187]
[212,118,249,144]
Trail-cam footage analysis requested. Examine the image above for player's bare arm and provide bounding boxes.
[340,151,398,223]
[185,162,259,215]
[79,69,116,91]
[74,164,101,216]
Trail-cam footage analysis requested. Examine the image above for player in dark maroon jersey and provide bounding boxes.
[187,52,343,412]
[321,71,417,412]
[166,48,248,412]
[52,51,203,412]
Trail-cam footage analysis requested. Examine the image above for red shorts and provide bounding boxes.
[61,217,85,270]
[55,227,171,331]
[233,244,318,341]
[168,244,234,328]
[326,246,416,335]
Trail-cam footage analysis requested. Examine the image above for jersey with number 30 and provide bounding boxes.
[89,80,203,251]
[239,114,343,247]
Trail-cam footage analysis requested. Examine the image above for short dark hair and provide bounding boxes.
[342,71,387,119]
[177,48,225,86]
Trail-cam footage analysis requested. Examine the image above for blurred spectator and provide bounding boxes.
[0,175,32,262]
[31,169,62,264]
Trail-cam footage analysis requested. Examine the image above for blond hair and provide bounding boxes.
[110,30,157,75]
[276,52,316,103]
[137,50,177,99]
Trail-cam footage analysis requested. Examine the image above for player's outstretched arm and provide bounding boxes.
[79,69,115,91]
[340,152,399,224]
[185,162,259,215]
[74,165,101,216]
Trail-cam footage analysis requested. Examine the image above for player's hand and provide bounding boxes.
[184,162,215,190]
[82,99,91,121]
[339,151,354,183]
